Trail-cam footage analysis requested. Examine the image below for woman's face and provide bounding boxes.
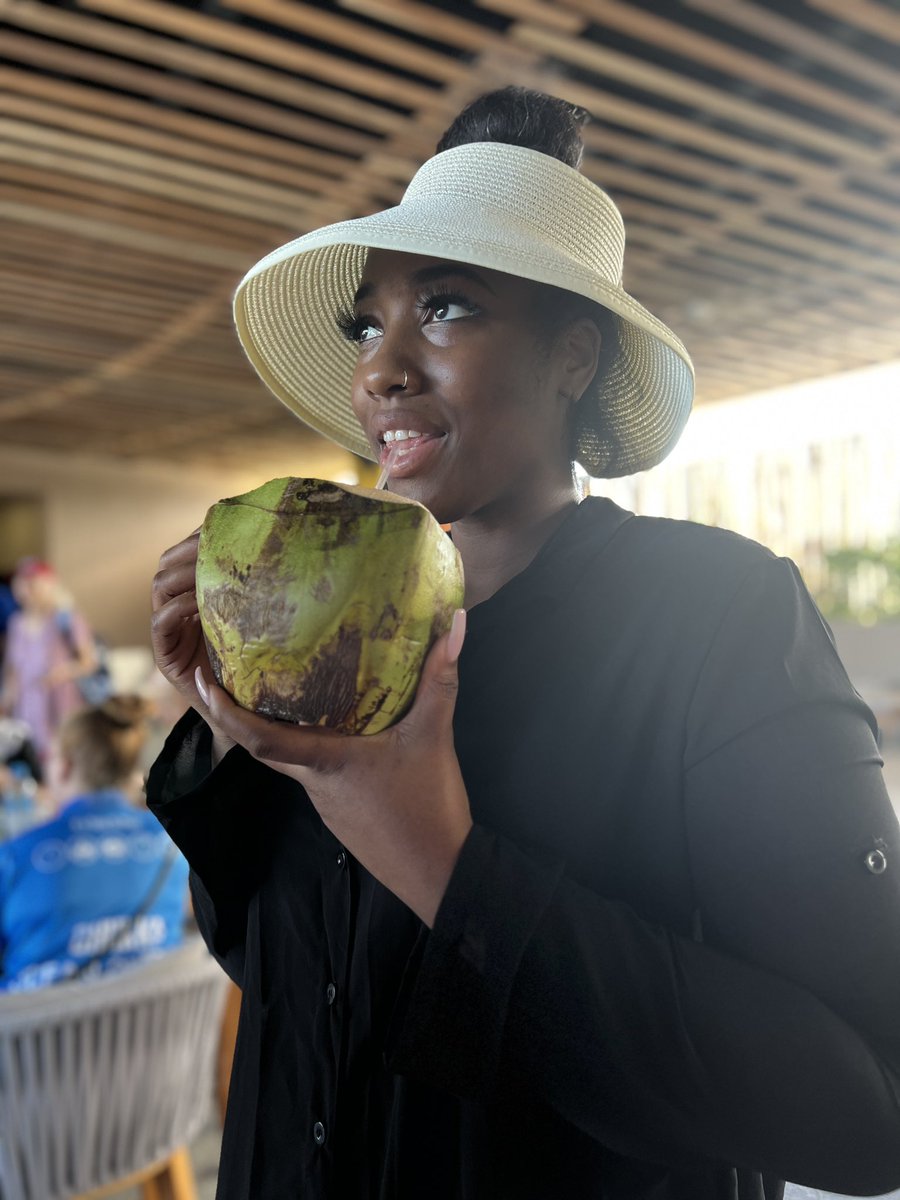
[16,573,56,613]
[346,251,582,526]
[12,572,54,612]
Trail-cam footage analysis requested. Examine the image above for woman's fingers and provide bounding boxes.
[158,531,201,569]
[150,553,209,708]
[153,558,196,597]
[150,590,202,653]
[152,534,200,610]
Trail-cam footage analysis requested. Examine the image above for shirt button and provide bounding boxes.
[336,849,347,868]
[326,982,337,1005]
[865,848,888,874]
[313,1120,326,1146]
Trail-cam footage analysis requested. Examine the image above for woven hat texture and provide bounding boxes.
[233,142,694,478]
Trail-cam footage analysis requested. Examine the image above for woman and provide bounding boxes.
[0,559,97,762]
[148,89,900,1199]
[0,695,189,990]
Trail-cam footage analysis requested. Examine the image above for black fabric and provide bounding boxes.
[147,497,900,1200]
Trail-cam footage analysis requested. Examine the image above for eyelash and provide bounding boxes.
[335,309,364,343]
[335,286,481,344]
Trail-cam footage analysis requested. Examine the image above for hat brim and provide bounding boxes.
[234,146,694,477]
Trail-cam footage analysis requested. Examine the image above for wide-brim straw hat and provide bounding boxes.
[233,142,694,478]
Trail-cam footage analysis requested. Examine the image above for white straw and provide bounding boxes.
[375,444,401,490]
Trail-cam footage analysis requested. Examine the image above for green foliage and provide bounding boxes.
[815,542,900,625]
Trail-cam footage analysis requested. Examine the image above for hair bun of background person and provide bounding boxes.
[59,695,151,792]
[98,694,152,729]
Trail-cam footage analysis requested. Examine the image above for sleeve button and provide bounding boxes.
[313,1121,326,1146]
[865,848,888,875]
[326,982,337,1005]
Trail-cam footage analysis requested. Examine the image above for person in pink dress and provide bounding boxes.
[0,560,97,764]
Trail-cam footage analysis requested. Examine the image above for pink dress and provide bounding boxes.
[4,610,90,760]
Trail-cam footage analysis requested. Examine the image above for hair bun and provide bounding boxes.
[99,694,150,729]
[435,86,590,169]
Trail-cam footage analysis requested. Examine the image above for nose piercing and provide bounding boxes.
[400,369,408,389]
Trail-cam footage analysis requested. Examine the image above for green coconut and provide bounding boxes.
[195,477,464,735]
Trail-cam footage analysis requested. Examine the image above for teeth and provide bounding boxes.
[383,430,422,443]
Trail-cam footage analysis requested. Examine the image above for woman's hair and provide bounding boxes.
[436,87,620,466]
[58,695,151,791]
[436,86,590,168]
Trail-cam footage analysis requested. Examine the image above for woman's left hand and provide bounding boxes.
[196,610,471,928]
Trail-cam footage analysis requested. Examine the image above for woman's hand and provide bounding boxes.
[151,531,208,705]
[196,610,471,927]
[151,532,235,760]
[44,661,78,688]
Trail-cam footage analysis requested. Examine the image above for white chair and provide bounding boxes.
[785,1185,900,1200]
[0,938,229,1200]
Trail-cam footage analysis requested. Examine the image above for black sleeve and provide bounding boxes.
[386,558,900,1194]
[146,708,282,987]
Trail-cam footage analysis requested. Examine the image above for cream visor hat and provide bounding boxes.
[233,142,694,478]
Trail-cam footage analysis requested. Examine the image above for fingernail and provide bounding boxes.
[194,666,210,707]
[447,608,466,665]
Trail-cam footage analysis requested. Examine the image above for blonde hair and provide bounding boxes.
[58,695,151,790]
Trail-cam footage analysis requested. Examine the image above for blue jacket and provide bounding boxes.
[0,790,189,990]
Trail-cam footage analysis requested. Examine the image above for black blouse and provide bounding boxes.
[148,498,900,1200]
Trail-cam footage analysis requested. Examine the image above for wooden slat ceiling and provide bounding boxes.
[1,0,899,471]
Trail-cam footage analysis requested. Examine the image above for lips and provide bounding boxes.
[364,407,448,479]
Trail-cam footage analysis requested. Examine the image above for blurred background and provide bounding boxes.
[1,1,899,1195]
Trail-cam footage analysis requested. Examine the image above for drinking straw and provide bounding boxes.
[375,443,402,490]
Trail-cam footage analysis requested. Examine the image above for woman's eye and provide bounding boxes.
[356,322,381,343]
[433,300,468,321]
[423,294,478,324]
[335,310,382,345]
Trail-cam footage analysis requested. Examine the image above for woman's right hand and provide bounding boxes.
[150,530,214,716]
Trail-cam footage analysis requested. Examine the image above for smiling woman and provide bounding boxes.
[232,92,692,484]
[146,87,900,1200]
[342,251,600,556]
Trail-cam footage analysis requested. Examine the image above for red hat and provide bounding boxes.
[13,557,55,582]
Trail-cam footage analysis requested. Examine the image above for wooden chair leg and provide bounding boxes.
[76,1146,197,1200]
[218,982,241,1124]
[140,1174,167,1200]
[160,1147,198,1200]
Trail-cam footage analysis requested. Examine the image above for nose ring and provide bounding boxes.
[400,369,408,390]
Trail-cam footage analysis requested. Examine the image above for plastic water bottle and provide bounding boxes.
[0,761,38,840]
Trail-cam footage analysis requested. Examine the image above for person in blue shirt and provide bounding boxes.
[0,694,189,991]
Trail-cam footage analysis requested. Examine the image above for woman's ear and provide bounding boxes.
[48,748,74,792]
[558,317,603,405]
